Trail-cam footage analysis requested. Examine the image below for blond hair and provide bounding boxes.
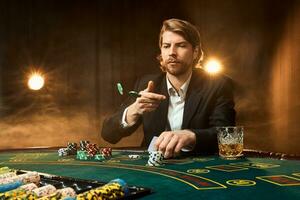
[157,18,203,70]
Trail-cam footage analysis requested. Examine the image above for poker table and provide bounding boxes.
[0,148,299,199]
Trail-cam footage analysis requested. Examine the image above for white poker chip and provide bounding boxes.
[147,151,163,166]
[128,155,141,159]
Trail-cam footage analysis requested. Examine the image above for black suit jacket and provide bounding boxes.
[101,68,236,154]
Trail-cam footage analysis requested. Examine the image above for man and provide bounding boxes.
[101,18,235,158]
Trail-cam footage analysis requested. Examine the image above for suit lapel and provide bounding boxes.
[155,76,169,132]
[146,75,169,135]
[181,70,204,129]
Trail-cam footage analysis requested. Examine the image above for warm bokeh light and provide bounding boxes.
[204,59,222,74]
[28,73,45,90]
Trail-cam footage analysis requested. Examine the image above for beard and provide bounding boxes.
[161,59,193,76]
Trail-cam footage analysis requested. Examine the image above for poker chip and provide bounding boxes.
[76,150,89,160]
[76,179,127,200]
[58,148,69,157]
[109,178,129,196]
[17,171,40,184]
[86,143,99,157]
[38,187,76,200]
[147,151,163,166]
[32,184,56,197]
[117,82,124,95]
[67,142,78,155]
[100,147,112,159]
[0,187,28,200]
[0,174,19,185]
[128,155,141,159]
[79,140,90,151]
[0,167,12,175]
[14,191,38,200]
[38,191,62,200]
[0,180,22,193]
[94,154,105,161]
[0,172,17,179]
[20,183,38,191]
[57,187,76,198]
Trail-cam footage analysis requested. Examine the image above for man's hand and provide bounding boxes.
[126,81,166,124]
[155,130,196,158]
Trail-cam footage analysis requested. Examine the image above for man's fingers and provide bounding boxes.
[143,80,166,100]
[139,91,166,101]
[174,141,184,154]
[154,134,164,151]
[136,98,161,104]
[145,81,155,92]
[157,133,173,153]
[164,136,179,158]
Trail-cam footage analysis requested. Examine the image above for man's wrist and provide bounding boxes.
[126,103,140,123]
[121,106,137,128]
[181,129,196,151]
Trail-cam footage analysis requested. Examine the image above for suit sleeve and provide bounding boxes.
[190,77,236,154]
[101,78,143,144]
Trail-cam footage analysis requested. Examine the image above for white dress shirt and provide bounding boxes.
[121,74,192,130]
[166,75,191,131]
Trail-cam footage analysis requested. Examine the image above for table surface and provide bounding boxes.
[0,148,300,199]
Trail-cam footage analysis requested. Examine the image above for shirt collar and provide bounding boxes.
[166,73,192,98]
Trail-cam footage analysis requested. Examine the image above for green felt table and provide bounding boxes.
[0,148,299,199]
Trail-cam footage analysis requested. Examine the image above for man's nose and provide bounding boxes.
[168,46,177,56]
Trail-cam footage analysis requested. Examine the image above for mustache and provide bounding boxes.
[167,58,180,63]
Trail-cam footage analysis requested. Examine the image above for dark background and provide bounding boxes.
[0,0,299,154]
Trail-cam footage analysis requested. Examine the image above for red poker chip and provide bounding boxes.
[101,147,112,158]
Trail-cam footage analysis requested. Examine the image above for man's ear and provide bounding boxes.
[193,46,199,60]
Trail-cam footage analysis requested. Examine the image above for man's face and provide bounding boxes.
[160,31,197,76]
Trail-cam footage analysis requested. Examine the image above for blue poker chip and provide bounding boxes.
[109,178,129,196]
[0,180,22,192]
[62,198,76,200]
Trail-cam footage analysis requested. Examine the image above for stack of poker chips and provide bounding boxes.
[58,142,78,157]
[86,143,99,157]
[0,172,16,180]
[0,182,76,200]
[58,148,69,157]
[76,178,128,200]
[100,148,112,159]
[0,167,11,175]
[147,151,164,166]
[17,172,40,185]
[0,172,40,192]
[38,187,76,200]
[33,185,57,197]
[77,141,98,160]
[67,142,78,155]
[0,180,22,193]
[0,168,131,200]
[79,141,90,151]
[0,183,38,199]
[76,141,90,160]
[12,185,57,199]
[76,141,111,161]
[76,150,89,160]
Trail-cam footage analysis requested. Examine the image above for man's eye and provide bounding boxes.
[162,45,170,48]
[179,44,186,47]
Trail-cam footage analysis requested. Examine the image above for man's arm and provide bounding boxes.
[101,80,166,144]
[187,76,236,154]
[101,99,142,144]
[155,76,236,157]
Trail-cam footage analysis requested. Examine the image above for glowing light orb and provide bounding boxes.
[204,59,222,74]
[28,73,45,90]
